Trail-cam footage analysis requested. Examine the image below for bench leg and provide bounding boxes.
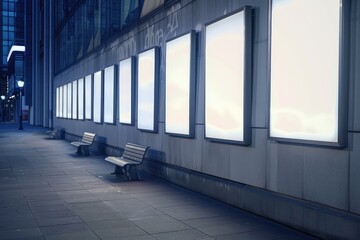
[76,146,82,155]
[112,165,124,175]
[77,146,90,156]
[136,166,142,180]
[125,165,131,180]
[82,146,90,156]
[111,165,139,181]
[127,165,141,181]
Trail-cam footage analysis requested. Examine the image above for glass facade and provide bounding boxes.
[0,0,24,96]
[55,0,143,73]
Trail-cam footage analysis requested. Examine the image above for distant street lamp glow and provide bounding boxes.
[17,80,24,130]
[18,80,24,88]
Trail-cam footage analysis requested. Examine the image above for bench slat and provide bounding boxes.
[123,148,147,162]
[123,151,145,159]
[125,143,148,152]
[82,133,95,144]
[122,154,142,163]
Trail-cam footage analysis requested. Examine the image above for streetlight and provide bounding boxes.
[17,80,24,130]
[0,95,5,124]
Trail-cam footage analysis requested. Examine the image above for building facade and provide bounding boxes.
[31,0,360,239]
[0,0,25,122]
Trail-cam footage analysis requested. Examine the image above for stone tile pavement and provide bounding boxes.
[0,123,319,240]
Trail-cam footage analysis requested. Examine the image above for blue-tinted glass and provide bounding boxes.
[9,3,14,11]
[9,17,14,25]
[2,31,8,39]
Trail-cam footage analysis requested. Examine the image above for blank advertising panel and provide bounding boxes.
[270,0,343,145]
[104,65,115,124]
[59,87,63,118]
[56,87,59,117]
[85,74,92,120]
[165,32,195,137]
[78,78,84,120]
[72,80,78,119]
[63,84,67,118]
[67,82,72,119]
[205,8,252,144]
[93,70,102,123]
[137,47,159,132]
[119,57,135,125]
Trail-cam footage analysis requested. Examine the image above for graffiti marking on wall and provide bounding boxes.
[117,35,137,60]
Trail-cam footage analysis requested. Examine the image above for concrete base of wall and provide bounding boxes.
[142,159,360,240]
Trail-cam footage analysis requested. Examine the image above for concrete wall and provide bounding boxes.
[52,0,360,238]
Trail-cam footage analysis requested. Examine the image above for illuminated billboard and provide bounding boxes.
[93,70,103,123]
[67,83,72,118]
[165,32,196,137]
[78,78,84,120]
[56,87,59,117]
[59,86,63,118]
[205,7,252,144]
[270,0,347,146]
[137,47,159,132]
[85,74,92,120]
[104,65,116,124]
[119,57,135,125]
[63,84,67,118]
[72,80,77,119]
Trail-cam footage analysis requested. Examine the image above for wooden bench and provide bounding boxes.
[70,132,96,156]
[46,127,64,139]
[105,143,149,180]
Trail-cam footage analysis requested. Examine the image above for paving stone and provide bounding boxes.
[92,226,147,239]
[0,125,318,240]
[40,223,90,236]
[43,230,100,240]
[36,216,83,227]
[0,228,43,240]
[152,229,214,240]
[134,219,190,234]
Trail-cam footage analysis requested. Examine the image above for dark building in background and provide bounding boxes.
[0,0,25,121]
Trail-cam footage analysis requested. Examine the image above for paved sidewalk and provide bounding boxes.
[0,124,319,240]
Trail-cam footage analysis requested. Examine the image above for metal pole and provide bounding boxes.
[19,90,23,130]
[2,101,4,124]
